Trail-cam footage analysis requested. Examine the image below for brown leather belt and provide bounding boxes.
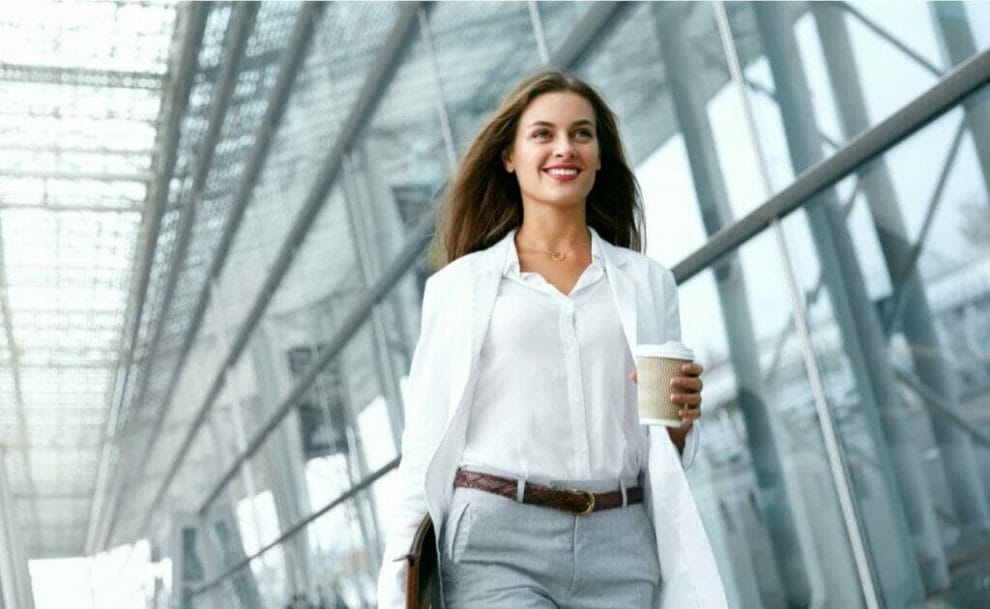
[453,469,642,516]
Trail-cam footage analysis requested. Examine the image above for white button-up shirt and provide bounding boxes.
[459,229,646,483]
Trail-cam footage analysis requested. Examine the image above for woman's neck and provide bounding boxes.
[515,211,589,252]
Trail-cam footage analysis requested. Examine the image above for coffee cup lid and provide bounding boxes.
[636,341,694,360]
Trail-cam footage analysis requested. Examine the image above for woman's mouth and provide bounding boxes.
[544,167,580,181]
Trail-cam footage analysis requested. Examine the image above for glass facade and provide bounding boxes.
[1,2,988,609]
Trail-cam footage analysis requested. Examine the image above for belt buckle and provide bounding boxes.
[569,489,595,516]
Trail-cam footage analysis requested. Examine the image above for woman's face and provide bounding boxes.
[503,91,601,212]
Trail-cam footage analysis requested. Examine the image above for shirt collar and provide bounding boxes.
[502,226,605,277]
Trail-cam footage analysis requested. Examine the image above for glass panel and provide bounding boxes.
[355,14,445,241]
[537,0,595,56]
[216,3,397,336]
[678,230,867,608]
[780,81,990,606]
[429,1,542,157]
[724,1,990,191]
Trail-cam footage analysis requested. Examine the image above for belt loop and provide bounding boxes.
[516,478,526,503]
[620,479,628,507]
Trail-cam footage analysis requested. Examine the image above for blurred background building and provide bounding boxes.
[0,1,988,608]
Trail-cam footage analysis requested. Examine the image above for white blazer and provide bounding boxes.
[377,228,727,609]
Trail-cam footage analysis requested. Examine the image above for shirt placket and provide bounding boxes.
[558,296,590,476]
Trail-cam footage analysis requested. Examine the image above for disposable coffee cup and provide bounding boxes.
[636,341,695,427]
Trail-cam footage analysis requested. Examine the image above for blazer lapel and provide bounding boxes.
[442,233,510,425]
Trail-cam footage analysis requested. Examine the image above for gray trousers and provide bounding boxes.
[439,486,660,608]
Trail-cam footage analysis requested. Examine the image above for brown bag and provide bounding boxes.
[404,513,439,609]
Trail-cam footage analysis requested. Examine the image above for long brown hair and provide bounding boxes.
[431,70,644,269]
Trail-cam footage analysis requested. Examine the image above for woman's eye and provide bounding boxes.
[575,129,594,139]
[531,130,551,139]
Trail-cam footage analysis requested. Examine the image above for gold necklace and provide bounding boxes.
[516,234,591,261]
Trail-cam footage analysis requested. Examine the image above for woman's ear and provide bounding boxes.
[502,149,514,173]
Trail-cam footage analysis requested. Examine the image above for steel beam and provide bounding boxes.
[191,455,400,598]
[0,110,157,126]
[884,119,966,335]
[96,0,325,551]
[546,1,629,70]
[0,143,154,156]
[930,2,990,212]
[840,2,943,78]
[125,5,327,514]
[138,1,426,537]
[0,62,164,90]
[656,4,808,606]
[98,2,260,552]
[0,168,153,182]
[84,1,210,556]
[0,197,41,552]
[0,202,142,213]
[0,449,35,609]
[894,369,990,451]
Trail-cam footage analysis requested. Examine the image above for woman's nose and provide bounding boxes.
[553,137,577,157]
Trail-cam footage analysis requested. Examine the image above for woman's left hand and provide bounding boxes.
[629,361,704,427]
[671,362,704,426]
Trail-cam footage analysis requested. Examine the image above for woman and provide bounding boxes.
[377,70,726,609]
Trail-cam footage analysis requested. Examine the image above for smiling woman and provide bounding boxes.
[378,70,724,609]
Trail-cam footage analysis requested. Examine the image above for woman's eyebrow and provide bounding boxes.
[525,118,595,128]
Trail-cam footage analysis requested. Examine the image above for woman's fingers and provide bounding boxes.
[634,371,703,393]
[633,368,703,420]
[681,362,704,376]
[670,376,702,392]
[673,389,703,421]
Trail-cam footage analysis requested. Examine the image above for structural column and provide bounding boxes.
[754,3,938,604]
[814,1,990,541]
[930,1,990,200]
[0,449,34,609]
[653,3,812,607]
[250,320,320,600]
[202,508,264,609]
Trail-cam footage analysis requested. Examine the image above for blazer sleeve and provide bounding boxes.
[376,274,449,609]
[660,264,701,470]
